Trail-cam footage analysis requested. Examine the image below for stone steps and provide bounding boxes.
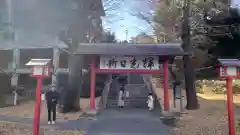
[107,97,148,108]
[106,73,174,109]
[107,74,149,108]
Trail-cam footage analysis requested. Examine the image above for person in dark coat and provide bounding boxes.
[46,86,59,124]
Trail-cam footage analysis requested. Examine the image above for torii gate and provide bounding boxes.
[74,43,188,112]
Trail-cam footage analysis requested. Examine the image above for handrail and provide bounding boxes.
[99,74,113,110]
[142,75,152,93]
[142,74,162,110]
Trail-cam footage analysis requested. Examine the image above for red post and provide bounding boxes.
[33,78,43,135]
[163,60,169,112]
[226,77,236,135]
[90,57,96,110]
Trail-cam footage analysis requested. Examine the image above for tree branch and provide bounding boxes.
[103,0,124,12]
[129,11,158,31]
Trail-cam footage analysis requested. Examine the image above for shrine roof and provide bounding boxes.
[74,43,188,56]
[218,59,240,67]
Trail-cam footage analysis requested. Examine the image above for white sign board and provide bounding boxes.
[227,67,237,76]
[33,66,43,76]
[100,56,160,70]
[219,66,238,77]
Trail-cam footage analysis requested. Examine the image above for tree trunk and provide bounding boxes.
[67,54,84,111]
[182,0,199,110]
[61,0,89,112]
[183,56,199,110]
[59,54,84,113]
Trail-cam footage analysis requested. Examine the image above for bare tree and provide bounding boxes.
[102,0,125,24]
[58,0,93,112]
[132,0,230,110]
[103,0,123,12]
[132,0,229,68]
[58,0,124,112]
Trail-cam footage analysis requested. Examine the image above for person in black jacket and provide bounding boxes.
[46,86,59,124]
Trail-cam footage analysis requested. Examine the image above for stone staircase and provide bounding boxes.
[107,74,163,109]
[107,84,149,108]
[129,74,145,84]
[105,73,174,110]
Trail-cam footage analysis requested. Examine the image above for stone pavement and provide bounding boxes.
[0,108,173,135]
[84,108,173,135]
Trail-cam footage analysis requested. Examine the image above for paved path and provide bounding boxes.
[0,109,173,135]
[84,108,173,135]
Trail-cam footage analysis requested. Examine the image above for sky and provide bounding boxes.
[102,0,154,41]
[232,0,240,8]
[103,0,240,41]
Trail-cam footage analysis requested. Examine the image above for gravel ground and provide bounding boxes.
[171,98,240,135]
[0,101,82,122]
[151,77,240,135]
[0,98,102,135]
[0,121,86,135]
[0,97,101,121]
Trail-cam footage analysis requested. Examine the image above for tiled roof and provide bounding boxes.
[218,59,240,67]
[0,34,67,50]
[75,43,187,56]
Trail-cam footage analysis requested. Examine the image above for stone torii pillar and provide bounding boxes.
[11,48,20,105]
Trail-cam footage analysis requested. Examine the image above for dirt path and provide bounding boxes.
[197,93,240,103]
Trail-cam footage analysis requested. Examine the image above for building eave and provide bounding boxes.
[74,43,188,56]
[0,40,68,50]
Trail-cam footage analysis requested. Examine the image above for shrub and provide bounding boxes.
[212,84,226,94]
[196,86,204,94]
[233,84,240,94]
[195,81,205,93]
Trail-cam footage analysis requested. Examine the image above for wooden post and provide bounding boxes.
[90,56,96,110]
[226,77,236,135]
[33,78,42,135]
[163,60,169,112]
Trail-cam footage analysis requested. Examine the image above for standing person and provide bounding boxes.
[46,86,59,124]
[173,80,181,99]
[118,86,125,108]
[147,93,154,111]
